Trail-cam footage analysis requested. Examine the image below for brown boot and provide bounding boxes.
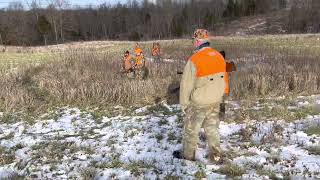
[208,148,224,164]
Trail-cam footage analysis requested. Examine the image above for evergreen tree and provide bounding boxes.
[37,15,51,45]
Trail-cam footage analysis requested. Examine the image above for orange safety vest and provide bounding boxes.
[135,48,142,55]
[152,47,160,56]
[190,47,229,95]
[135,55,144,66]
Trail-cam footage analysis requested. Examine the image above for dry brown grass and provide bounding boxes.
[215,47,320,99]
[163,37,320,99]
[0,50,181,112]
[0,36,319,113]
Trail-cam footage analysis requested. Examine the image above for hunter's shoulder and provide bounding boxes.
[189,47,218,60]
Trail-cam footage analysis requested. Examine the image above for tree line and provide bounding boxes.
[0,0,319,46]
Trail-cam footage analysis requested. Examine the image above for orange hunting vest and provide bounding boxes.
[152,47,160,56]
[190,47,229,95]
[135,55,144,66]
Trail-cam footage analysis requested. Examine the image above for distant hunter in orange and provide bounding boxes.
[151,42,161,62]
[122,50,134,78]
[123,50,133,72]
[133,44,146,79]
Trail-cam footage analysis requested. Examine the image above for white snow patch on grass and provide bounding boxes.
[219,122,244,137]
[0,167,15,179]
[0,97,320,179]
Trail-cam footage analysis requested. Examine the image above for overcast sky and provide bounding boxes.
[0,0,132,8]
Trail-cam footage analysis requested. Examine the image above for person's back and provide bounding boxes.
[186,47,226,106]
[151,43,161,63]
[174,29,228,163]
[134,47,145,79]
[123,51,133,72]
[152,44,160,56]
[134,48,144,64]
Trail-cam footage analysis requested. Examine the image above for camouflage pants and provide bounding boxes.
[183,105,221,160]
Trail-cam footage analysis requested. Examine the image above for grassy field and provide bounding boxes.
[1,34,319,69]
[0,34,320,179]
[1,34,320,112]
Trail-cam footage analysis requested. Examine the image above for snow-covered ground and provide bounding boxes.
[0,96,320,179]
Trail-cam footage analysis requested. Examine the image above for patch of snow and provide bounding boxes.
[298,101,310,107]
[15,147,31,160]
[288,106,297,110]
[280,145,308,160]
[276,145,320,175]
[1,97,320,179]
[290,131,311,145]
[234,155,267,166]
[0,167,16,179]
[242,172,267,180]
[206,172,226,179]
[135,106,149,113]
[98,169,132,180]
[167,115,178,124]
[161,102,173,112]
[251,121,277,143]
[170,104,181,111]
[247,147,269,157]
[228,101,241,110]
[219,122,244,137]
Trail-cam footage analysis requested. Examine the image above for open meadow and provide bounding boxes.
[0,34,320,179]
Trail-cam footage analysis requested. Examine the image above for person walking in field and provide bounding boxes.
[151,42,161,63]
[173,29,229,163]
[134,46,146,80]
[122,50,134,78]
[134,43,140,51]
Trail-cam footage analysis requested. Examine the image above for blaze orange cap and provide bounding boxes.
[135,48,142,54]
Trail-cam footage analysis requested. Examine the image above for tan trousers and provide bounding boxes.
[183,105,221,160]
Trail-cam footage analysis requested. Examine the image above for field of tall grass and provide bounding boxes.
[0,34,319,114]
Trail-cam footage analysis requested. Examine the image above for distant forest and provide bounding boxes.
[0,0,319,46]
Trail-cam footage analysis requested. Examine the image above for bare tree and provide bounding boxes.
[25,0,40,20]
[48,0,70,43]
[46,4,59,44]
[0,33,3,45]
[0,0,307,46]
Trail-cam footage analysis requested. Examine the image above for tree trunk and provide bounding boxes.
[103,24,107,39]
[0,33,2,45]
[60,12,64,42]
[53,19,58,44]
[44,35,47,45]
